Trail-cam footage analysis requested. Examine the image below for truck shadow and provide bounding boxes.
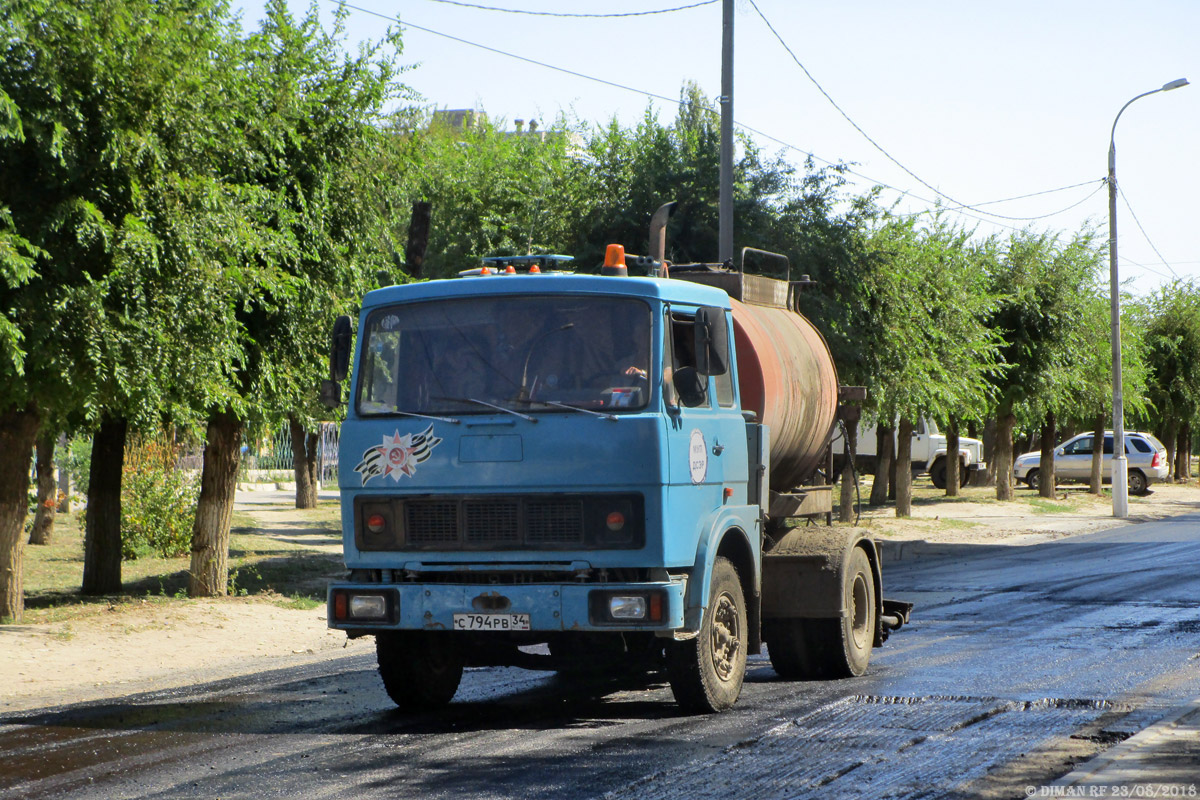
[0,656,686,742]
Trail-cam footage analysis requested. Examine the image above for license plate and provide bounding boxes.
[452,613,531,631]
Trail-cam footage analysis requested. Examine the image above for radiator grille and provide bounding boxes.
[464,500,520,544]
[406,501,458,545]
[526,500,584,544]
[373,494,639,550]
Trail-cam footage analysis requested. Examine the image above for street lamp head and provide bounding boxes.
[1162,78,1189,91]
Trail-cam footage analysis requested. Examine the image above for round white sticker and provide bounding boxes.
[689,429,708,484]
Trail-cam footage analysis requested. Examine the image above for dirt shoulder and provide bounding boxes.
[857,480,1200,548]
[3,482,1198,714]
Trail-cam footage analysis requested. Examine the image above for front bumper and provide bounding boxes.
[327,577,688,634]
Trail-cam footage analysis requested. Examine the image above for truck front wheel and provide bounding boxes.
[666,557,747,713]
[376,631,465,712]
[930,458,970,490]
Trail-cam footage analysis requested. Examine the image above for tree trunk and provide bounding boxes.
[1180,423,1192,481]
[1039,410,1057,499]
[82,417,127,595]
[290,415,319,509]
[1089,411,1105,494]
[869,423,893,506]
[895,417,913,517]
[1162,420,1178,482]
[405,200,432,280]
[29,428,58,545]
[188,412,243,597]
[946,417,961,497]
[995,403,1016,501]
[838,418,858,523]
[981,416,997,486]
[0,405,40,623]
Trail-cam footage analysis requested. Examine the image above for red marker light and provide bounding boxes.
[529,264,541,273]
[366,514,386,534]
[480,266,491,276]
[606,511,625,531]
[506,265,516,274]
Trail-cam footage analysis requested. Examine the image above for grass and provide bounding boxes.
[937,517,982,530]
[1025,497,1075,514]
[16,503,343,625]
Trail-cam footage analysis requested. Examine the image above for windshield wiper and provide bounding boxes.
[522,399,617,422]
[432,396,537,423]
[394,409,461,424]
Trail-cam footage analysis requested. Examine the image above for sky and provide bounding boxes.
[237,0,1197,296]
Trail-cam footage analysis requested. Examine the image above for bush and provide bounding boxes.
[65,435,92,497]
[122,434,199,560]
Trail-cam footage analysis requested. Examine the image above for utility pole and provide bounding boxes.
[719,0,733,264]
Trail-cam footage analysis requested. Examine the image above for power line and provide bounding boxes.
[745,0,1058,225]
[1117,184,1179,278]
[730,119,1098,231]
[411,0,718,17]
[894,181,1107,223]
[1118,254,1177,282]
[334,1,682,107]
[331,0,1103,234]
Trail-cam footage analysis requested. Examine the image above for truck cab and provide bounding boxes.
[327,269,763,711]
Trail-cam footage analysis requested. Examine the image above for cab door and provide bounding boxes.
[662,305,746,565]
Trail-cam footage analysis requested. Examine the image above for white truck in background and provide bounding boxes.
[832,416,986,490]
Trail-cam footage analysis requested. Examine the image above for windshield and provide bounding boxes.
[357,295,652,416]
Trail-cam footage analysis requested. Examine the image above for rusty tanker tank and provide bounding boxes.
[670,264,840,495]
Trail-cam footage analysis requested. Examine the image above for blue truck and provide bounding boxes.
[323,221,909,713]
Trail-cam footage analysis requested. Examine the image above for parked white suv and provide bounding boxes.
[1012,431,1168,495]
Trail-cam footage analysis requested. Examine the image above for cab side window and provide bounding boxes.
[665,309,709,409]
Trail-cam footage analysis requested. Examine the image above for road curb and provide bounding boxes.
[1050,696,1200,788]
[876,539,963,563]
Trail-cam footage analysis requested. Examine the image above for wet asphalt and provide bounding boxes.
[3,513,1199,799]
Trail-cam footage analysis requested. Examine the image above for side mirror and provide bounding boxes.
[330,315,352,382]
[694,306,729,377]
[673,366,707,408]
[319,379,341,409]
[322,315,353,409]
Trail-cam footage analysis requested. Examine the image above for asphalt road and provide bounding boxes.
[4,514,1200,799]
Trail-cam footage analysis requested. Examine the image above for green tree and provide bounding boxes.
[853,217,1001,515]
[0,0,242,616]
[1136,281,1200,478]
[186,0,407,596]
[985,228,1104,500]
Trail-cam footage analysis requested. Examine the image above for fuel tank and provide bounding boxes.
[730,298,839,492]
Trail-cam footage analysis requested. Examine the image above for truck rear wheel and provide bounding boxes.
[767,546,876,679]
[666,557,747,713]
[376,631,465,712]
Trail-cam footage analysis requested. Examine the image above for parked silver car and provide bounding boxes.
[1012,431,1168,494]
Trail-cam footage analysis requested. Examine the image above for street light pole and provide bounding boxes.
[1107,77,1188,518]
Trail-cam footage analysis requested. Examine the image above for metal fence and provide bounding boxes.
[242,422,340,482]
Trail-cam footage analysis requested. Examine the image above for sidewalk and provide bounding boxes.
[1048,698,1200,792]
